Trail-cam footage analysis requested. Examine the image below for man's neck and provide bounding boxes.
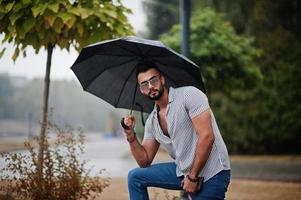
[155,87,168,110]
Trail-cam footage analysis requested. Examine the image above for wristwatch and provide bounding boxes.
[186,175,204,192]
[186,174,200,183]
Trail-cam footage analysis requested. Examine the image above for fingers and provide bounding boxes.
[182,178,197,193]
[124,115,135,127]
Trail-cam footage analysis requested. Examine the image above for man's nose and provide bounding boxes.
[148,83,155,89]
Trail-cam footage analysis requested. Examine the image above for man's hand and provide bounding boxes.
[182,176,198,193]
[123,115,136,143]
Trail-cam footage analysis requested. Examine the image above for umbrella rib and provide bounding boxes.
[85,56,138,90]
[115,65,136,107]
[113,43,140,56]
[134,43,160,61]
[95,53,136,57]
[151,50,200,68]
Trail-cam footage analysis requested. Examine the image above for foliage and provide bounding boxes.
[161,7,263,153]
[161,8,261,94]
[0,0,133,60]
[199,0,301,153]
[0,121,110,200]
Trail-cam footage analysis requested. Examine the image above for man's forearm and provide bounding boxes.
[128,136,150,168]
[189,133,214,178]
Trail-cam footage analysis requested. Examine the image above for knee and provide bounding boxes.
[128,167,146,190]
[128,167,140,184]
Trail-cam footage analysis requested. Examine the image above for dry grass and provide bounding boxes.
[1,143,300,199]
[227,179,301,200]
[98,178,301,200]
[1,178,300,200]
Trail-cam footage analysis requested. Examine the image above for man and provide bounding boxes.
[123,61,231,200]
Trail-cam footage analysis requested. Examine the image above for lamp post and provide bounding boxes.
[180,0,191,58]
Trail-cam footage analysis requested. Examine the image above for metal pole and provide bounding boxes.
[180,0,191,57]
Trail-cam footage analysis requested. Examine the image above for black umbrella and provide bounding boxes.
[71,36,205,114]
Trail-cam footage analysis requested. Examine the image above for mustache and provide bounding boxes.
[148,89,159,95]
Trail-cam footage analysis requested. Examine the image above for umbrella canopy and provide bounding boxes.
[71,36,205,113]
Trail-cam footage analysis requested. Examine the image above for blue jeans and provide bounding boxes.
[128,162,230,200]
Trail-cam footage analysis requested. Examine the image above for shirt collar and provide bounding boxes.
[154,87,175,114]
[168,86,175,103]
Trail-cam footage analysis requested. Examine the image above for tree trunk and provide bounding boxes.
[36,44,53,197]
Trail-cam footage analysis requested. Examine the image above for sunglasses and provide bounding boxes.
[139,76,160,92]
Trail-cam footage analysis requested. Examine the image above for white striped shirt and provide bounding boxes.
[143,86,231,182]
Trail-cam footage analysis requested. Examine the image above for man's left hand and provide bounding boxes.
[182,176,198,193]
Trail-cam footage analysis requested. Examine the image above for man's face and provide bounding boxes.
[137,68,165,101]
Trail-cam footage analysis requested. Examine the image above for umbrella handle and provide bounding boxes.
[120,117,130,130]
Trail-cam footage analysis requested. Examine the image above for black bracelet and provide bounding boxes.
[127,132,136,143]
[186,174,199,183]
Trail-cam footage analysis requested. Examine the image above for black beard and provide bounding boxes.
[148,86,164,101]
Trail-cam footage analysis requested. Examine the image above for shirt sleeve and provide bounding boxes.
[143,114,156,140]
[183,86,210,119]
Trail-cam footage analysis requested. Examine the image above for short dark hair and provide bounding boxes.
[135,60,161,78]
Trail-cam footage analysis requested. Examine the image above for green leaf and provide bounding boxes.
[0,5,5,13]
[69,7,92,19]
[79,8,93,19]
[48,4,59,13]
[12,1,25,13]
[103,8,117,19]
[69,7,82,16]
[9,10,23,25]
[5,2,15,13]
[31,4,47,18]
[26,32,38,48]
[58,12,73,24]
[95,12,106,22]
[66,17,76,29]
[12,48,19,61]
[53,18,64,33]
[23,15,35,33]
[57,37,69,48]
[37,29,45,40]
[0,48,6,58]
[7,24,16,34]
[22,0,31,5]
[1,34,10,43]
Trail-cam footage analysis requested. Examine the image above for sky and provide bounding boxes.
[0,1,146,80]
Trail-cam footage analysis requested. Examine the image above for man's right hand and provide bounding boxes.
[123,115,136,143]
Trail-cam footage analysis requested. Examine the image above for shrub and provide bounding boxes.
[0,122,110,200]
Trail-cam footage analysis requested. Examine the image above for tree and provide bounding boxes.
[161,8,262,153]
[199,0,301,153]
[161,8,261,94]
[248,0,301,153]
[0,0,133,193]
